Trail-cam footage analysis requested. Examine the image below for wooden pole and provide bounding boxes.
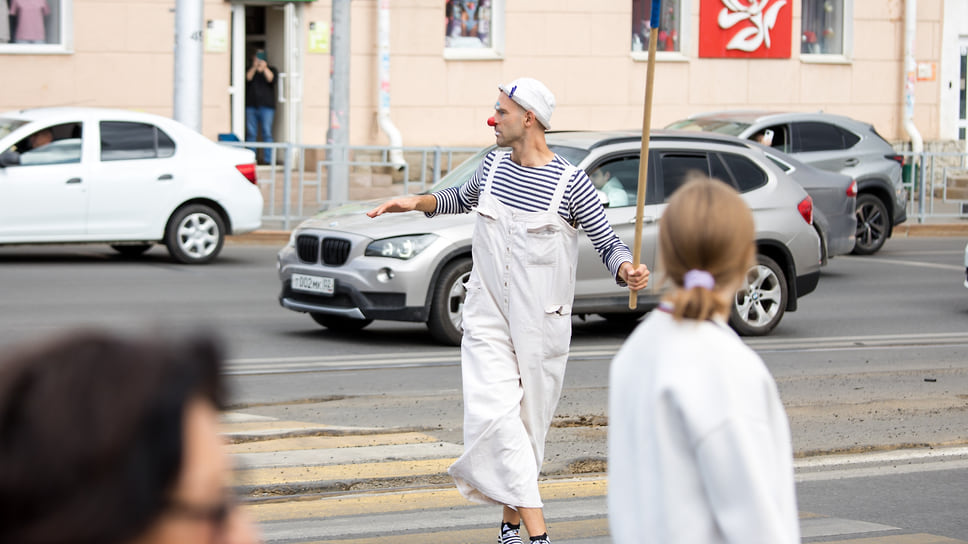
[629,0,661,309]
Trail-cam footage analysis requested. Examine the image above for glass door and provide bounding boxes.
[230,3,303,162]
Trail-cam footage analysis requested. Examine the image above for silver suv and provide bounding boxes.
[667,111,907,254]
[277,131,821,345]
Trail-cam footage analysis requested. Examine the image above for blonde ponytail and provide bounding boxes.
[658,174,755,322]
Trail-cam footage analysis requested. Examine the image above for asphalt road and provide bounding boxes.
[1,235,967,542]
[1,236,966,455]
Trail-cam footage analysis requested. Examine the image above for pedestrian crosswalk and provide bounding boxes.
[222,411,968,544]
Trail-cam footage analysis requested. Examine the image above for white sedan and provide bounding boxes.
[0,107,263,264]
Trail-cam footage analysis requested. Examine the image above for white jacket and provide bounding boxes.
[608,310,800,543]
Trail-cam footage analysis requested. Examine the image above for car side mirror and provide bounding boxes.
[0,150,21,167]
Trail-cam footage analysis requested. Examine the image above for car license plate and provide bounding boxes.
[291,273,334,295]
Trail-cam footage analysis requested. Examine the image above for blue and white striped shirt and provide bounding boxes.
[431,150,633,281]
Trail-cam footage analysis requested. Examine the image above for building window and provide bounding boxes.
[632,0,691,59]
[444,0,504,60]
[800,0,848,56]
[1,0,71,53]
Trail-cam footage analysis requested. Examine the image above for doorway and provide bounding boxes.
[230,2,304,159]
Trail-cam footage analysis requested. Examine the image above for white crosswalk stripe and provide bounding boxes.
[223,411,968,544]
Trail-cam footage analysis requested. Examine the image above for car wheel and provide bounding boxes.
[427,257,472,346]
[310,313,373,332]
[111,243,152,257]
[730,255,787,336]
[164,204,225,264]
[852,193,889,255]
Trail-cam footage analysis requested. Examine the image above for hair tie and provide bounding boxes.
[683,269,715,290]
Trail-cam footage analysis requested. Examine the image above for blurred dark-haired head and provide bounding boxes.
[0,329,226,544]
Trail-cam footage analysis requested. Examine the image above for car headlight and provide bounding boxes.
[365,234,438,260]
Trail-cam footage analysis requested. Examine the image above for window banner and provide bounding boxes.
[698,0,792,58]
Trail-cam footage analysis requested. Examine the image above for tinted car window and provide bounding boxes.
[795,122,859,152]
[100,122,176,161]
[710,153,733,185]
[765,154,793,173]
[657,152,709,201]
[718,152,768,192]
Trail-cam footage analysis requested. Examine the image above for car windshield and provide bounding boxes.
[548,145,589,166]
[0,118,28,140]
[428,146,499,191]
[666,118,750,137]
[427,143,591,193]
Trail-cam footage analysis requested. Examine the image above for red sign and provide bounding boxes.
[699,0,792,58]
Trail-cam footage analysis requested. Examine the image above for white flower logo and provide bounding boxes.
[717,0,787,52]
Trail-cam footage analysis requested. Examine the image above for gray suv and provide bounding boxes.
[667,111,907,254]
[277,131,821,345]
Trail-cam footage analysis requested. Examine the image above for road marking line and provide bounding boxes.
[245,478,607,522]
[843,255,963,272]
[795,446,968,469]
[796,458,968,483]
[234,457,456,487]
[223,332,968,374]
[225,432,441,454]
[221,419,345,434]
[819,534,968,543]
[264,518,610,544]
[233,441,463,469]
[221,412,277,423]
[800,516,899,538]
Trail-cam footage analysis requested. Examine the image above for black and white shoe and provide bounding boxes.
[498,523,522,544]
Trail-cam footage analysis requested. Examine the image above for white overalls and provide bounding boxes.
[448,152,579,508]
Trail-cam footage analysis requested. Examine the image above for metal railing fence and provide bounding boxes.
[898,150,968,224]
[226,142,968,229]
[225,142,481,229]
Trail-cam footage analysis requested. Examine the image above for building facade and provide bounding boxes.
[2,0,966,150]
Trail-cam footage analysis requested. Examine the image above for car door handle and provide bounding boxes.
[65,177,82,184]
[157,174,173,181]
[630,216,656,224]
[844,158,859,166]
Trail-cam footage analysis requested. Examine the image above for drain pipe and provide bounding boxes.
[903,0,924,221]
[903,0,923,154]
[377,0,407,171]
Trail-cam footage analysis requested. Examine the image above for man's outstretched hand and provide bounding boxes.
[366,195,436,218]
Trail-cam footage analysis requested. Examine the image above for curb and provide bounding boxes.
[894,222,968,237]
[226,230,291,245]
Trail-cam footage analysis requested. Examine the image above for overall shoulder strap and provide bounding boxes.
[548,161,577,213]
[481,151,508,198]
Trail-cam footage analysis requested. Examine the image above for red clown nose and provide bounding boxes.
[486,116,496,127]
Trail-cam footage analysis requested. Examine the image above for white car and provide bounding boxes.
[0,107,263,264]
